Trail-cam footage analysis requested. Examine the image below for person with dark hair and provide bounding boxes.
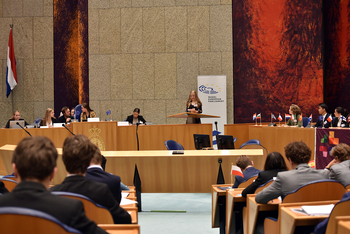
[324,143,350,186]
[242,152,288,197]
[232,155,261,188]
[4,110,29,128]
[0,136,107,234]
[313,103,332,128]
[255,141,329,204]
[126,108,146,125]
[80,103,96,122]
[186,90,202,124]
[285,104,303,127]
[332,107,348,127]
[50,135,131,224]
[57,106,72,124]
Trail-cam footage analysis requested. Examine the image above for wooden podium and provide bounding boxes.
[167,112,220,123]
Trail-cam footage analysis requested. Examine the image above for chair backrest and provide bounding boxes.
[74,104,82,121]
[255,179,274,194]
[239,139,261,149]
[0,207,82,234]
[302,117,309,127]
[238,175,258,188]
[52,191,114,224]
[164,140,184,150]
[2,175,17,181]
[326,198,350,234]
[33,117,42,125]
[0,178,18,192]
[283,179,346,203]
[98,224,140,234]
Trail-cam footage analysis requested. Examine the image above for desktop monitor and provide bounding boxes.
[217,135,235,150]
[9,120,25,129]
[193,134,211,150]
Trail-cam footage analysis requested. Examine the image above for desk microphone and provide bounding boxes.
[16,122,32,137]
[62,124,75,136]
[215,121,219,137]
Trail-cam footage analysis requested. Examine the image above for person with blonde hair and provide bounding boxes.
[40,108,56,127]
[286,104,303,127]
[186,90,202,124]
[4,110,28,128]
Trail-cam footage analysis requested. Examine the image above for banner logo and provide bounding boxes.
[199,85,219,94]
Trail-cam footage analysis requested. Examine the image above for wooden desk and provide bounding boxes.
[226,189,245,234]
[212,185,233,228]
[98,224,140,234]
[337,218,350,234]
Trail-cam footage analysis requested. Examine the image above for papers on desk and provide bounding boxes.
[120,197,138,206]
[218,186,232,190]
[291,204,334,216]
[122,192,129,198]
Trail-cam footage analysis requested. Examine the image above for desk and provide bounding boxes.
[226,189,245,234]
[337,219,350,234]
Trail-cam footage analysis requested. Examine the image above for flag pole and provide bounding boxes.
[10,24,14,114]
[260,114,262,126]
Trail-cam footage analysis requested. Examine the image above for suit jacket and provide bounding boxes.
[255,164,329,204]
[57,115,73,123]
[85,166,122,204]
[332,117,348,127]
[286,114,303,127]
[329,160,350,186]
[0,181,107,234]
[314,113,332,128]
[314,192,350,234]
[126,115,146,124]
[50,175,131,224]
[241,168,287,198]
[232,167,261,188]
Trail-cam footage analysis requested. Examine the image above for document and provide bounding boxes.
[291,204,334,216]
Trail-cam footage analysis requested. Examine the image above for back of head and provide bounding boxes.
[335,106,344,116]
[319,103,328,112]
[290,104,301,116]
[264,152,287,171]
[284,141,311,165]
[236,155,252,170]
[12,137,58,181]
[62,135,97,174]
[330,143,350,162]
[90,144,102,165]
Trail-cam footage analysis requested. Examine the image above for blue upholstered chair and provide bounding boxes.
[0,178,18,192]
[302,116,309,127]
[164,140,184,150]
[239,139,261,149]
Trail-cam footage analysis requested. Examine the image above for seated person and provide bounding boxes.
[332,107,348,127]
[325,143,350,186]
[0,136,107,234]
[50,135,131,224]
[126,108,146,125]
[40,108,57,127]
[5,110,28,128]
[57,106,72,124]
[232,155,261,188]
[255,141,329,204]
[80,103,96,122]
[313,103,332,128]
[86,145,123,204]
[285,104,303,127]
[242,152,288,197]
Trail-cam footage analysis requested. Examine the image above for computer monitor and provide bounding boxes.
[193,134,211,150]
[217,135,235,149]
[9,120,25,129]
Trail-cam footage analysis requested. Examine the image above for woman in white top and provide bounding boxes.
[40,108,57,127]
[332,107,348,127]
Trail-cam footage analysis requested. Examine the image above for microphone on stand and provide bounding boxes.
[62,124,75,136]
[136,123,140,151]
[215,121,218,135]
[16,122,32,137]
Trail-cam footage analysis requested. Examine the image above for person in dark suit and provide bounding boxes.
[325,143,350,186]
[255,141,329,204]
[40,108,57,127]
[242,152,288,197]
[57,106,72,124]
[50,135,131,224]
[126,108,146,125]
[232,155,261,188]
[0,136,107,234]
[86,145,122,204]
[332,106,348,127]
[4,110,29,128]
[313,103,332,128]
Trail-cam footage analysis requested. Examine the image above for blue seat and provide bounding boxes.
[164,140,184,150]
[33,117,42,126]
[74,104,82,121]
[0,207,82,234]
[302,116,309,127]
[239,139,261,149]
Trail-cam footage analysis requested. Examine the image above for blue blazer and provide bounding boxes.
[232,167,261,188]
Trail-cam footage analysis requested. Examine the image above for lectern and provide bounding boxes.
[167,112,220,123]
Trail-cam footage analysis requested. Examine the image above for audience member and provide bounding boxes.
[0,136,107,234]
[232,155,261,188]
[40,108,57,127]
[186,90,202,124]
[126,108,146,125]
[286,104,302,127]
[255,141,329,203]
[332,107,348,127]
[313,103,332,128]
[4,110,28,128]
[57,106,72,124]
[242,152,288,197]
[325,143,350,186]
[50,135,131,224]
[80,103,96,122]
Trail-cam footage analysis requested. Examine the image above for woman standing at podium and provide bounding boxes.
[186,90,202,124]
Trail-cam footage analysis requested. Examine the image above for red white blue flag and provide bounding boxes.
[278,113,282,121]
[6,28,17,97]
[285,114,291,119]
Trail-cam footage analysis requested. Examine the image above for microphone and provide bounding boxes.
[62,124,75,136]
[16,122,32,137]
[215,121,219,137]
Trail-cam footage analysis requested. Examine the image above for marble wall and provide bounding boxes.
[0,0,233,127]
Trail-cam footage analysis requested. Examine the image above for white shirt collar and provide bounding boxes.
[87,165,103,170]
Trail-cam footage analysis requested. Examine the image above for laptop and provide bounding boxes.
[9,120,25,129]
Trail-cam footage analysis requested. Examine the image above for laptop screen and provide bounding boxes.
[9,120,25,129]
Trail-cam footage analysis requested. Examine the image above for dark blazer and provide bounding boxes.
[40,117,57,126]
[85,166,122,204]
[232,167,261,188]
[5,118,29,128]
[57,115,73,123]
[332,117,348,128]
[241,169,287,197]
[126,115,146,124]
[50,175,131,224]
[0,181,107,234]
[314,113,332,128]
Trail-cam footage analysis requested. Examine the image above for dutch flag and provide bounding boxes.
[6,28,17,98]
